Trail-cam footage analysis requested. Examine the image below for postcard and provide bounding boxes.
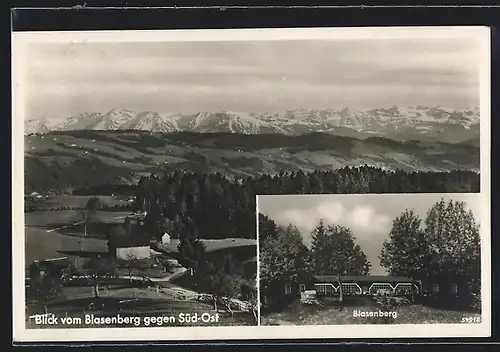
[12,26,490,342]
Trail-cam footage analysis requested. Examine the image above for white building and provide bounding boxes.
[108,235,151,260]
[161,232,171,244]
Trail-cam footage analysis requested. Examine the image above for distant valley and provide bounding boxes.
[24,130,480,193]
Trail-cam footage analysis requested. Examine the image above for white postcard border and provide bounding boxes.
[12,26,491,342]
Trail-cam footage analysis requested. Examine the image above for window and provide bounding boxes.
[284,284,292,295]
[342,283,362,295]
[314,283,337,296]
[315,284,327,295]
[433,284,439,293]
[299,284,306,292]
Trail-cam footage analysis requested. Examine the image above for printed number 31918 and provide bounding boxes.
[461,316,481,323]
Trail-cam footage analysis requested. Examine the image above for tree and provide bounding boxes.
[199,254,243,315]
[107,222,127,240]
[309,221,370,302]
[119,254,142,283]
[258,213,278,244]
[379,209,430,279]
[144,212,165,241]
[80,197,101,238]
[379,198,481,306]
[124,216,132,236]
[82,257,117,298]
[310,221,371,276]
[26,263,64,302]
[424,199,481,302]
[240,278,258,323]
[260,223,311,285]
[177,220,206,275]
[259,220,313,308]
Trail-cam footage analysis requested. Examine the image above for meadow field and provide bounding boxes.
[159,238,257,253]
[260,299,482,326]
[24,209,131,265]
[26,195,130,211]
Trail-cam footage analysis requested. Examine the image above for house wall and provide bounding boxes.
[116,246,150,260]
[307,280,421,298]
[261,281,300,311]
[422,279,470,301]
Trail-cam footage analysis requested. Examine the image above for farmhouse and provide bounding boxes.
[263,272,475,310]
[161,232,171,244]
[309,275,421,298]
[107,235,151,260]
[277,275,422,303]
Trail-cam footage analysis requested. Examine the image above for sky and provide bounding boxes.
[23,38,481,120]
[258,193,482,275]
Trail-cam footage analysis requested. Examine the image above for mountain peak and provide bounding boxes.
[24,106,480,144]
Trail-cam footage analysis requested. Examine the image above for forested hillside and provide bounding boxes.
[82,167,480,241]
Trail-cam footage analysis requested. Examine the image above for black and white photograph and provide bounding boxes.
[12,26,490,341]
[258,193,484,326]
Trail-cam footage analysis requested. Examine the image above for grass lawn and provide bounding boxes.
[260,299,482,325]
[25,210,131,228]
[27,195,130,211]
[24,210,131,265]
[160,238,256,253]
[25,210,84,227]
[25,227,108,265]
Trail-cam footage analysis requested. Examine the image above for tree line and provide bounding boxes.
[28,163,479,197]
[259,198,480,310]
[130,167,478,244]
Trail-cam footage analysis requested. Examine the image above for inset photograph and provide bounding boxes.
[12,26,489,342]
[258,193,484,326]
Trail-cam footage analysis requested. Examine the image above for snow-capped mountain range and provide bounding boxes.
[25,106,480,143]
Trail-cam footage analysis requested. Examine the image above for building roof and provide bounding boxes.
[108,235,150,248]
[314,275,413,283]
[31,257,71,268]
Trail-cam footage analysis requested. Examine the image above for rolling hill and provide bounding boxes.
[24,130,480,193]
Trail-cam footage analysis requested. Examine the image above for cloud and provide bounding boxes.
[272,201,392,242]
[274,209,319,234]
[316,202,346,224]
[269,200,393,274]
[22,38,481,118]
[347,205,392,233]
